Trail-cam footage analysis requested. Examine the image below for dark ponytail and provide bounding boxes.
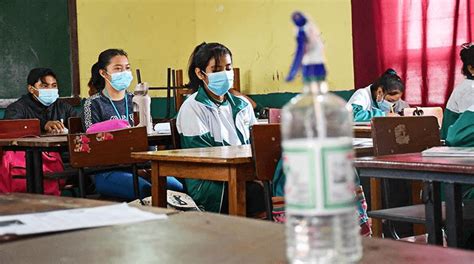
[88,48,128,95]
[187,42,232,90]
[460,44,474,79]
[370,68,405,94]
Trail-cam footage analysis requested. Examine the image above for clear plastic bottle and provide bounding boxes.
[282,12,362,263]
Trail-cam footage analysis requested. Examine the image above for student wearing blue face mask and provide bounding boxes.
[5,68,78,133]
[82,49,135,129]
[83,49,182,200]
[346,69,407,122]
[176,42,265,216]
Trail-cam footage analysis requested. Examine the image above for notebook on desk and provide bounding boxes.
[422,146,474,157]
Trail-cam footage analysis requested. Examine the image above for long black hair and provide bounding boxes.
[88,49,128,95]
[370,68,405,96]
[460,44,474,79]
[187,42,232,90]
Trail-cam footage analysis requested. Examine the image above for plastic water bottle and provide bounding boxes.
[282,12,362,263]
[133,82,153,134]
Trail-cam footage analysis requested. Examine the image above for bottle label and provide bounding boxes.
[283,138,356,215]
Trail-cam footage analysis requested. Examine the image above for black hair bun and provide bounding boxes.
[384,68,397,75]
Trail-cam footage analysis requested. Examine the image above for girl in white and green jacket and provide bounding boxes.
[176,42,264,215]
[441,43,474,139]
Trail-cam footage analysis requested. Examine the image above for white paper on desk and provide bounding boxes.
[352,138,373,147]
[0,203,167,236]
[154,122,171,134]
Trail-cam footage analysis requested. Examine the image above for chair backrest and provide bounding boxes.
[232,68,240,92]
[268,108,281,124]
[169,119,181,149]
[68,117,84,134]
[67,126,148,168]
[175,88,194,112]
[371,116,441,156]
[250,123,281,181]
[403,107,443,128]
[0,119,40,139]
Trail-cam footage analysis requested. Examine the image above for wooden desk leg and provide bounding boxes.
[425,181,442,245]
[32,149,44,194]
[370,178,382,237]
[445,183,463,248]
[25,149,35,193]
[151,161,167,208]
[228,165,246,216]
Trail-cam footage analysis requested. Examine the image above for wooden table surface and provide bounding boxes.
[0,136,68,148]
[131,145,253,164]
[132,144,373,163]
[0,193,176,243]
[353,125,372,138]
[1,209,473,263]
[0,193,175,216]
[355,152,474,175]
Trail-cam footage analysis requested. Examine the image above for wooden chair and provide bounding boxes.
[175,88,194,112]
[232,68,241,92]
[0,119,40,139]
[250,123,281,220]
[68,117,84,134]
[67,126,149,198]
[369,116,441,238]
[169,119,181,149]
[268,108,281,124]
[404,107,443,128]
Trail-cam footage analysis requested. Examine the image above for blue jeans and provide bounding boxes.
[94,171,183,200]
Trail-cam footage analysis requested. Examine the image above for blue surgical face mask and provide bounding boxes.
[32,87,59,106]
[204,70,234,96]
[106,71,133,91]
[377,99,394,113]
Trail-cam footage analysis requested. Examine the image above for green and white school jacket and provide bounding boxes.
[346,85,385,122]
[176,87,256,213]
[441,79,474,139]
[446,104,474,147]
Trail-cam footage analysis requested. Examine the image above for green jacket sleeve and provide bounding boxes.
[440,108,460,140]
[180,132,217,149]
[446,111,474,147]
[351,104,385,122]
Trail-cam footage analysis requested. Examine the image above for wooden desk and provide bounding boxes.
[355,153,474,248]
[0,136,68,194]
[146,132,172,146]
[0,132,172,194]
[353,125,372,138]
[132,144,374,216]
[132,145,254,216]
[0,193,176,243]
[1,210,474,263]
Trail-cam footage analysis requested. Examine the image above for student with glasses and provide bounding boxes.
[441,43,474,139]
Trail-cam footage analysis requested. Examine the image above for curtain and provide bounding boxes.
[352,0,474,106]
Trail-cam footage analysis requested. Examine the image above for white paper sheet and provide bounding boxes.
[352,138,373,147]
[0,203,167,236]
[153,122,171,134]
